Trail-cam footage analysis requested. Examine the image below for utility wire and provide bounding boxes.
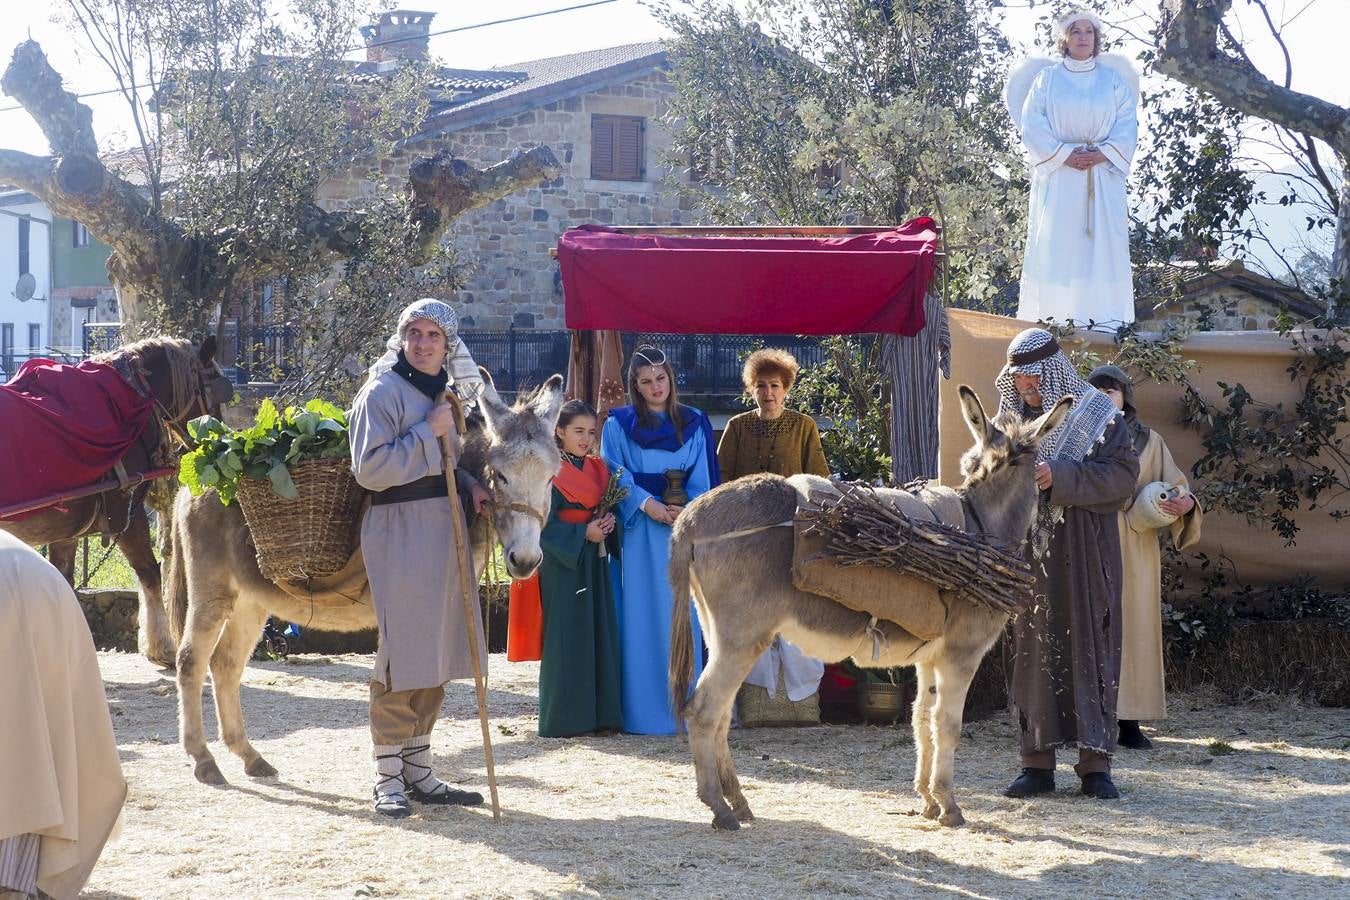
[0,0,619,115]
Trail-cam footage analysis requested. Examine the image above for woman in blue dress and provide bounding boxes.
[601,345,721,734]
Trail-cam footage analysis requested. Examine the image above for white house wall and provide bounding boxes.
[0,199,53,377]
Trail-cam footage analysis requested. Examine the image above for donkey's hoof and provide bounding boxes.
[140,642,177,670]
[712,812,742,832]
[245,757,278,778]
[920,802,941,820]
[938,808,966,827]
[194,759,227,785]
[733,805,755,824]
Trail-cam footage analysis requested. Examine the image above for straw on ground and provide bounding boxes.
[87,651,1350,899]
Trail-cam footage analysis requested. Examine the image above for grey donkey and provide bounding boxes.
[166,371,564,786]
[668,385,1071,830]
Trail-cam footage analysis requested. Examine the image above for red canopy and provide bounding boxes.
[557,218,939,336]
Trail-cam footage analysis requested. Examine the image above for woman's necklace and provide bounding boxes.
[746,412,794,472]
[1063,57,1097,73]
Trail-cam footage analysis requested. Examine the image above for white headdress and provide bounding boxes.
[995,328,1122,557]
[1057,8,1106,36]
[366,298,484,399]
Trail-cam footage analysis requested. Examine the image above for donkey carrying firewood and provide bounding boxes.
[667,386,1071,830]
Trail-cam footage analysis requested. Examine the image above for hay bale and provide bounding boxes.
[1167,618,1350,705]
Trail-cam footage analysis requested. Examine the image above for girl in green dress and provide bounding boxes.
[537,401,624,737]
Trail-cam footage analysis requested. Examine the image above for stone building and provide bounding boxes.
[319,11,685,330]
[1135,259,1322,332]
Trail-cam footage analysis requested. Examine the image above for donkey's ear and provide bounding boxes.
[531,374,565,427]
[198,335,218,365]
[1031,394,1073,443]
[958,385,991,445]
[476,365,509,426]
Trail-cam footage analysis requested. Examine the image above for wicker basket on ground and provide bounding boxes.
[236,458,366,582]
[736,682,821,728]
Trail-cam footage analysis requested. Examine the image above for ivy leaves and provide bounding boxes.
[178,398,350,505]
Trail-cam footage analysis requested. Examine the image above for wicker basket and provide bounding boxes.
[736,683,821,728]
[236,457,366,582]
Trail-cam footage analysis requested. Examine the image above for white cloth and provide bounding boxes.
[744,637,824,703]
[1016,61,1138,326]
[366,298,484,400]
[0,530,127,900]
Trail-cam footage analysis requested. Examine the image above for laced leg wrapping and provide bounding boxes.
[400,736,444,795]
[402,735,483,806]
[372,744,410,817]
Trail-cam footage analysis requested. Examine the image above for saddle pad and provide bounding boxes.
[789,479,966,642]
[0,358,154,517]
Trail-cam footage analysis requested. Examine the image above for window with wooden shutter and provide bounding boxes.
[591,114,645,181]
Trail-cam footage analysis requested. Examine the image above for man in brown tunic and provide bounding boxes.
[996,328,1139,799]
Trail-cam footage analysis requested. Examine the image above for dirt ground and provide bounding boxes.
[85,650,1350,899]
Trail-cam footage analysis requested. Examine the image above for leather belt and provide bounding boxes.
[370,474,449,506]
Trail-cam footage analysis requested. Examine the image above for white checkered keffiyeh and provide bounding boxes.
[995,328,1121,557]
[366,298,484,399]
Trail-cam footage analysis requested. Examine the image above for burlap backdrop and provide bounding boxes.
[940,310,1350,589]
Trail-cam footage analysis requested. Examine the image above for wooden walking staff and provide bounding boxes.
[439,391,502,822]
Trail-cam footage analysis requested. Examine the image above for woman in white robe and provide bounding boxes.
[1011,11,1139,327]
[0,530,126,900]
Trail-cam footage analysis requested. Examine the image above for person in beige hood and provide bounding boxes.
[349,298,491,818]
[1088,365,1204,749]
[0,529,126,899]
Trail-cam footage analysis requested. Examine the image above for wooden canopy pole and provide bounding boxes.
[439,393,501,822]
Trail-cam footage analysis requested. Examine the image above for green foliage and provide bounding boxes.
[178,398,350,504]
[791,337,892,482]
[57,0,463,401]
[1160,547,1350,657]
[655,0,1025,309]
[1183,319,1350,543]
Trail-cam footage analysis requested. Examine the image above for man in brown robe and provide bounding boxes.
[996,329,1139,800]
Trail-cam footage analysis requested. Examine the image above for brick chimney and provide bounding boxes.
[360,9,435,63]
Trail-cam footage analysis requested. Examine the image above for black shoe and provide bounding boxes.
[1004,767,1056,798]
[373,785,411,818]
[1080,772,1120,799]
[408,781,485,806]
[1118,720,1153,750]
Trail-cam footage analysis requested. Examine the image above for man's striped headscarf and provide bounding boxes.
[996,328,1121,556]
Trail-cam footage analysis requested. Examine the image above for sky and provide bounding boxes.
[0,0,1344,274]
[1,0,1344,159]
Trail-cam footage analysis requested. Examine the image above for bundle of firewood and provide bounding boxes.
[798,484,1036,615]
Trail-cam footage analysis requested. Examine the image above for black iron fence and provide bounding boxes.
[79,321,826,400]
[461,329,827,397]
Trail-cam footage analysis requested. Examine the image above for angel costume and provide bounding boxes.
[1006,15,1139,327]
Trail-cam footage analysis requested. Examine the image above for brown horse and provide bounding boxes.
[3,336,233,667]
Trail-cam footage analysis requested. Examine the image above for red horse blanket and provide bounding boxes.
[0,358,154,515]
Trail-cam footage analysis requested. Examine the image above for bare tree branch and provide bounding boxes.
[1156,0,1350,150]
[405,146,563,260]
[0,40,99,157]
[1156,0,1350,312]
[0,149,55,195]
